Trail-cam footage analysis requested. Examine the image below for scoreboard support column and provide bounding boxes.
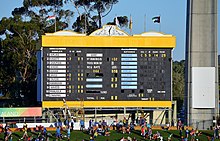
[168,108,172,125]
[95,108,97,122]
[124,107,126,118]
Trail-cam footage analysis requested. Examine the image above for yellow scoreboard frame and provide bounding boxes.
[42,25,176,108]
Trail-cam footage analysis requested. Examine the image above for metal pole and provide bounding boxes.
[124,107,126,117]
[144,14,146,32]
[95,108,97,122]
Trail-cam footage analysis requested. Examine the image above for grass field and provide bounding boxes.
[2,129,220,141]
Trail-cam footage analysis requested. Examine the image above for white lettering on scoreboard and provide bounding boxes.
[47,74,66,77]
[47,61,66,65]
[47,78,66,81]
[47,66,66,69]
[49,53,66,56]
[47,70,66,73]
[45,48,69,99]
[47,82,66,85]
[47,57,66,61]
[47,86,66,89]
[46,90,66,93]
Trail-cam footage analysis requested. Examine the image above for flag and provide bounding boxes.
[152,16,160,23]
[46,15,56,21]
[46,15,56,27]
[115,17,120,27]
[129,15,133,30]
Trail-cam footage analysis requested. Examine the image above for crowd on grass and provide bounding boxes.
[1,117,220,141]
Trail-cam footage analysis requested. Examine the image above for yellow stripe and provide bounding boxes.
[42,101,172,108]
[42,36,175,48]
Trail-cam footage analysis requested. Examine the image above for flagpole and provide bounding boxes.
[54,0,57,32]
[85,13,87,34]
[55,14,57,32]
[130,14,132,35]
[159,14,161,32]
[144,14,146,32]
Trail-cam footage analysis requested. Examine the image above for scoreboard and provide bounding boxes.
[43,47,171,101]
[41,27,175,108]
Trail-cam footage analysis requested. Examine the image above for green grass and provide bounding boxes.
[2,130,220,141]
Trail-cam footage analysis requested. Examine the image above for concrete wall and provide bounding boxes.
[185,0,218,129]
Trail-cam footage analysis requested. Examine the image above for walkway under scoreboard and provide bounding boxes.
[41,25,176,108]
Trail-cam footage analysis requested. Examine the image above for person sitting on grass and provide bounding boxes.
[5,128,12,141]
[126,126,131,134]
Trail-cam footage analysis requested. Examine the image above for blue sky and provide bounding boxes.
[0,0,219,61]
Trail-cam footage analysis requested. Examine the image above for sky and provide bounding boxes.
[0,0,219,61]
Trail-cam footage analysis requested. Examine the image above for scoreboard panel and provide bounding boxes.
[43,47,171,102]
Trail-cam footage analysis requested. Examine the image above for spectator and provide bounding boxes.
[148,128,153,140]
[112,120,117,130]
[4,123,9,140]
[177,119,182,130]
[133,137,137,141]
[185,128,189,138]
[141,125,145,138]
[89,119,92,128]
[67,126,71,141]
[22,122,28,140]
[171,119,174,126]
[214,126,219,139]
[179,128,183,138]
[140,117,145,126]
[0,123,3,133]
[89,136,94,141]
[80,119,85,131]
[71,117,74,131]
[42,127,47,138]
[56,126,61,139]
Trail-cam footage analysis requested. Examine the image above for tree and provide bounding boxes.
[172,60,185,113]
[68,0,123,34]
[0,0,127,106]
[107,16,129,28]
[0,0,74,106]
[0,17,38,105]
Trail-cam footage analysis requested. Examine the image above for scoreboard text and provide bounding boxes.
[43,47,171,101]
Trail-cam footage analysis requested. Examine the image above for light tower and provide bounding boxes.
[185,0,218,129]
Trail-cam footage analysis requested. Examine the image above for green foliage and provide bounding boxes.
[106,16,129,28]
[172,60,185,101]
[172,60,185,112]
[0,0,74,106]
[0,0,125,106]
[0,17,38,104]
[68,0,121,33]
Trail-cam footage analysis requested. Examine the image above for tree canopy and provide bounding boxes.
[0,0,129,106]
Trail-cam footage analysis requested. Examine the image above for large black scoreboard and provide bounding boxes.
[43,47,171,101]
